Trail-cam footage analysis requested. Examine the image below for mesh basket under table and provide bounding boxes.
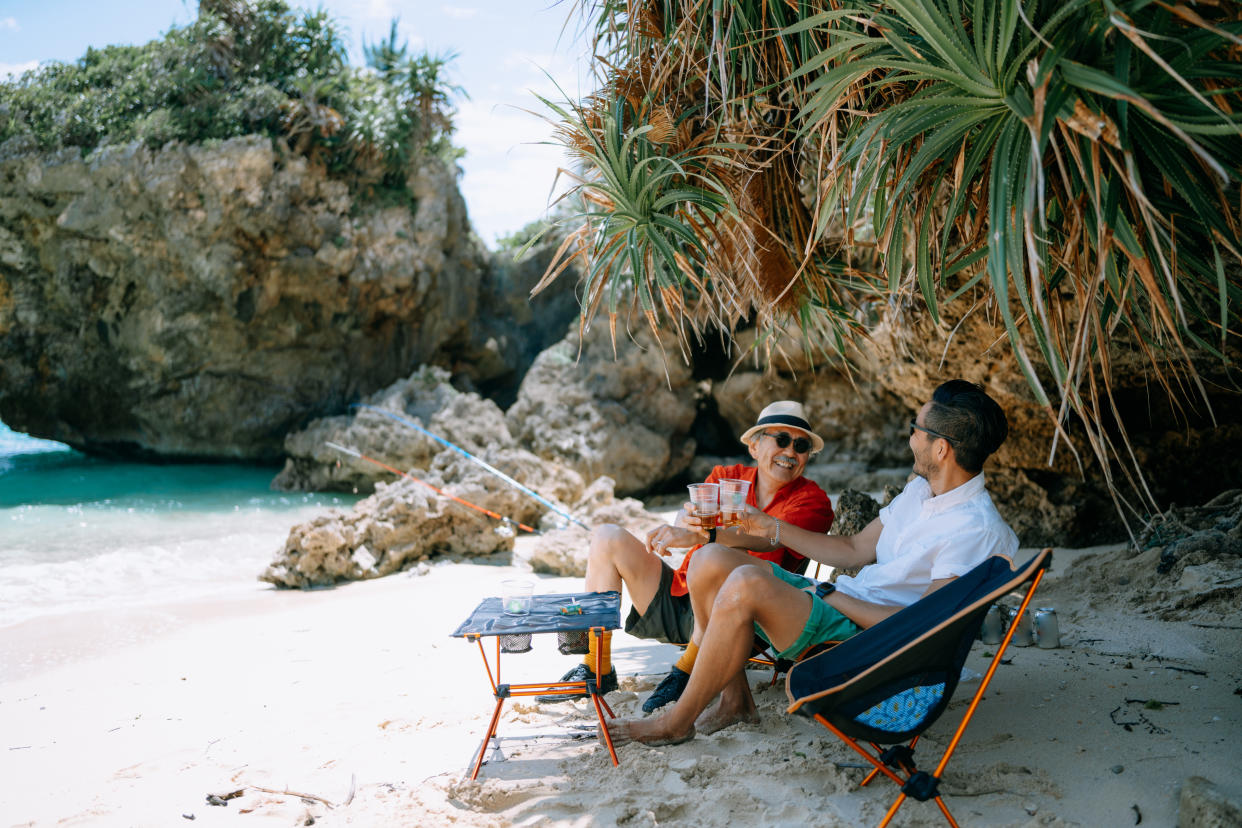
[557,630,590,655]
[500,633,532,653]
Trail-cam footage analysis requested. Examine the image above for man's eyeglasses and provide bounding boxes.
[909,419,958,445]
[764,431,813,455]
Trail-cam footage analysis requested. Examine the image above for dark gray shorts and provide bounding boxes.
[624,561,694,645]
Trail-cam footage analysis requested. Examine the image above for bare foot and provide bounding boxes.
[601,716,695,748]
[694,698,759,736]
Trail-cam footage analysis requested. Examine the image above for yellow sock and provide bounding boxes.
[673,641,699,674]
[584,629,612,675]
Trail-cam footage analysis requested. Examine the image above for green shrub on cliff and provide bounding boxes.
[0,0,463,198]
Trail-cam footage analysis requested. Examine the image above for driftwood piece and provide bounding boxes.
[248,785,335,809]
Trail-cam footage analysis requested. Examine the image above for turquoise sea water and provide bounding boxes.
[0,423,357,628]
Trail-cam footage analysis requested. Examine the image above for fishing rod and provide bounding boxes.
[324,441,539,535]
[353,403,588,529]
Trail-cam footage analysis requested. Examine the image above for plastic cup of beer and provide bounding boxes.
[687,483,720,529]
[717,479,750,528]
[501,579,534,615]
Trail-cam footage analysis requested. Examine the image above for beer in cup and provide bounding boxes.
[717,479,750,528]
[687,483,720,529]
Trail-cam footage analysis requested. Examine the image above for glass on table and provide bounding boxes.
[501,579,533,615]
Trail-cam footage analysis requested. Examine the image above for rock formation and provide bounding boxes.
[278,321,700,498]
[524,476,663,577]
[262,474,517,589]
[504,321,699,496]
[0,136,577,460]
[271,365,515,493]
[1039,489,1242,622]
[262,453,657,587]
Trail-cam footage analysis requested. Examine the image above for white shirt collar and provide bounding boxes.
[921,472,986,514]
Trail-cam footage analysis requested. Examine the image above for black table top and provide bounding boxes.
[451,590,621,637]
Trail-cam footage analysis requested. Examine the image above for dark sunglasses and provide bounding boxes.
[909,419,958,445]
[764,431,813,454]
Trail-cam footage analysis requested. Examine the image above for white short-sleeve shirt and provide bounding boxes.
[834,473,1019,607]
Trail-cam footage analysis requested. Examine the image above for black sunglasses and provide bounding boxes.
[909,419,958,445]
[764,431,813,454]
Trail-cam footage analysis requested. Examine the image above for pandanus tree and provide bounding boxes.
[531,0,1242,526]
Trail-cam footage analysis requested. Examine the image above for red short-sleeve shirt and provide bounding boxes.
[669,464,834,597]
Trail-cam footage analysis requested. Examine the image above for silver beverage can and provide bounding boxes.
[1007,606,1035,646]
[1034,607,1060,649]
[980,604,1006,644]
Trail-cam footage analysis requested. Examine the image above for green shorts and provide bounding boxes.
[624,561,694,645]
[756,563,862,660]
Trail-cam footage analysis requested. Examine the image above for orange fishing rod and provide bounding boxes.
[324,442,539,534]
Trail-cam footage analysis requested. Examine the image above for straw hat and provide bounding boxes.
[739,400,824,453]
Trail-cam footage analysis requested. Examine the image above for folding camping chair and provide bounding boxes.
[785,548,1053,828]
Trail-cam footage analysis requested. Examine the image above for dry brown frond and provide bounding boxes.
[647,106,676,144]
[633,2,665,40]
[1062,99,1122,148]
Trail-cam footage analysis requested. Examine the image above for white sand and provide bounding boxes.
[2,541,1239,827]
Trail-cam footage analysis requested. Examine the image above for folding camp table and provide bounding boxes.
[451,590,621,779]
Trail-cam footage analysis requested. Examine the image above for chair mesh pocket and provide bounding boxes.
[557,630,590,655]
[853,683,946,733]
[500,633,532,654]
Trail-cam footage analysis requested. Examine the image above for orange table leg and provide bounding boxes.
[470,695,507,780]
[466,621,628,777]
[590,690,620,766]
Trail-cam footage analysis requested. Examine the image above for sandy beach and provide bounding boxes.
[2,535,1240,827]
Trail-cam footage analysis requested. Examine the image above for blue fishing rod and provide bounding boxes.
[352,403,588,529]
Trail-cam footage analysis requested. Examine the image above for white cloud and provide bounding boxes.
[0,17,18,31]
[442,6,478,21]
[360,0,398,20]
[454,97,575,242]
[0,60,38,80]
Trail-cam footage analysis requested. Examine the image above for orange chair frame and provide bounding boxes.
[804,562,1047,827]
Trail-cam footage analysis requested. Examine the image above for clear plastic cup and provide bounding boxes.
[717,478,751,528]
[501,579,533,615]
[687,483,720,528]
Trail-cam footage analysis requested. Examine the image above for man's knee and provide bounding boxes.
[713,564,774,614]
[589,524,633,559]
[590,523,628,544]
[687,543,754,591]
[588,523,651,581]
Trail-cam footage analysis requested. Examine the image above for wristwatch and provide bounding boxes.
[707,527,717,544]
[815,581,836,599]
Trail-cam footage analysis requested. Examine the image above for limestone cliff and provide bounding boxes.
[0,135,575,460]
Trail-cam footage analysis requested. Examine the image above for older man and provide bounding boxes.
[539,401,833,710]
[608,380,1019,745]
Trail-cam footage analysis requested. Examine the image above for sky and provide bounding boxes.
[0,1,593,245]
